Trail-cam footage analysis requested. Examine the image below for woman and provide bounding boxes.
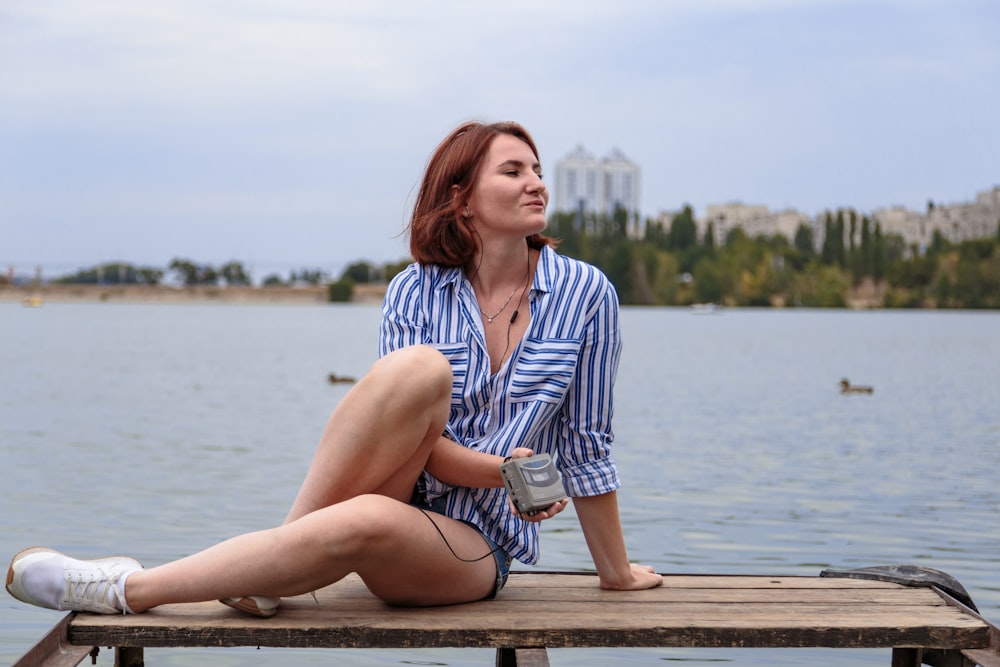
[6,120,662,617]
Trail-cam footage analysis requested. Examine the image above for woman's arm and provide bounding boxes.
[426,442,570,519]
[551,269,657,586]
[573,492,663,590]
[424,436,506,488]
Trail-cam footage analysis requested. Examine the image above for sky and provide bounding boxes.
[1,0,998,282]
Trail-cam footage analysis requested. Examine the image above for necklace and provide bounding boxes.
[477,254,530,324]
[494,264,533,370]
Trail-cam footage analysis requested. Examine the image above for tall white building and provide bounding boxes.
[554,145,640,217]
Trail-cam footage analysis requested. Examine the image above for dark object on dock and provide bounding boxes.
[821,564,978,612]
[840,378,874,394]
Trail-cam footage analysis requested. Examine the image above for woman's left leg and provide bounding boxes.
[121,494,499,611]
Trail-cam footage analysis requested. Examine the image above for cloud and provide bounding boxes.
[1,0,997,273]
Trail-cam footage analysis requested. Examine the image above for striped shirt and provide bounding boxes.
[378,244,621,565]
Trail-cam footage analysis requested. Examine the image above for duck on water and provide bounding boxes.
[840,378,874,394]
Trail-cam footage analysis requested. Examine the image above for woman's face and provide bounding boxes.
[467,133,549,241]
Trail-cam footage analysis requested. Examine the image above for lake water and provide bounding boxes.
[2,302,998,666]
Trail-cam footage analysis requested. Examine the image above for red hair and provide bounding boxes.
[408,121,554,267]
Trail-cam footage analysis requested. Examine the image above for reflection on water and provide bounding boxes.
[2,304,998,666]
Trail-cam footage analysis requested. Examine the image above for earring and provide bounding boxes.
[464,205,472,218]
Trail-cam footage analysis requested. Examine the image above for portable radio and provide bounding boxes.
[500,453,566,515]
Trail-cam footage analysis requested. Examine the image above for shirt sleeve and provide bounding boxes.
[556,277,622,497]
[378,264,425,357]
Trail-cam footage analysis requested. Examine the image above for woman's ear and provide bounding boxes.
[451,185,471,218]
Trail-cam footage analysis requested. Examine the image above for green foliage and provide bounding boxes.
[535,208,999,309]
[887,255,935,289]
[262,274,285,286]
[791,263,849,307]
[668,206,697,251]
[692,259,725,304]
[327,277,355,302]
[792,224,815,269]
[289,268,329,285]
[382,259,413,282]
[342,261,374,283]
[219,261,250,286]
[54,262,163,285]
[169,258,217,286]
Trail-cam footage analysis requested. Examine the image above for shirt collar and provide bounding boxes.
[434,244,555,295]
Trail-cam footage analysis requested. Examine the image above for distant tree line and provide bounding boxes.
[547,206,1000,309]
[52,258,334,288]
[41,212,1000,309]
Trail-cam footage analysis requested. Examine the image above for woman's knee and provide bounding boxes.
[313,495,413,554]
[371,346,452,401]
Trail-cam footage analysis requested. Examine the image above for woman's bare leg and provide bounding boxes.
[123,494,498,611]
[285,344,453,521]
[123,345,470,612]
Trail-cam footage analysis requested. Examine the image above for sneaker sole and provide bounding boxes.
[220,596,280,618]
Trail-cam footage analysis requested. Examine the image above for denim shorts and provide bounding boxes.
[410,491,511,599]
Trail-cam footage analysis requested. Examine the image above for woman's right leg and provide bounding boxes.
[283,344,454,520]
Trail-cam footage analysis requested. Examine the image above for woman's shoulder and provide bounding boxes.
[539,246,615,295]
[387,262,458,290]
[384,263,468,314]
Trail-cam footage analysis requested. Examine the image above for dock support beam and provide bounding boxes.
[114,647,144,667]
[892,647,976,667]
[496,647,550,667]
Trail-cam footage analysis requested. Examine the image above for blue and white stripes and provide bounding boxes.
[378,245,622,565]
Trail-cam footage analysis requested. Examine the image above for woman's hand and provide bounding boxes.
[599,563,663,591]
[504,448,569,522]
[507,447,536,460]
[513,497,570,523]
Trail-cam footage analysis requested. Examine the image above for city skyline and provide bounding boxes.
[9,181,996,283]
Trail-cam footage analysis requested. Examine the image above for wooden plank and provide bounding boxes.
[70,602,985,630]
[498,586,953,604]
[12,613,95,667]
[507,573,906,589]
[304,572,907,596]
[65,572,992,653]
[960,600,1000,667]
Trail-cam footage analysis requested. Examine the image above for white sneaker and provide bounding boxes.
[6,547,143,614]
[220,595,280,618]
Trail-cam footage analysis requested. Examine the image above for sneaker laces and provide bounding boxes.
[64,562,129,614]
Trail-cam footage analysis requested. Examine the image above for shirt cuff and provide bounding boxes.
[559,457,621,497]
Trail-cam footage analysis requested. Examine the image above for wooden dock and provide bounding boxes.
[16,571,1000,666]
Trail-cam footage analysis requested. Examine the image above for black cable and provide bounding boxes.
[416,508,504,564]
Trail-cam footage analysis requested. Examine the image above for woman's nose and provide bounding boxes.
[528,173,545,193]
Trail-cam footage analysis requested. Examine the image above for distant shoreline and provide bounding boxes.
[1,280,888,309]
[1,283,388,305]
